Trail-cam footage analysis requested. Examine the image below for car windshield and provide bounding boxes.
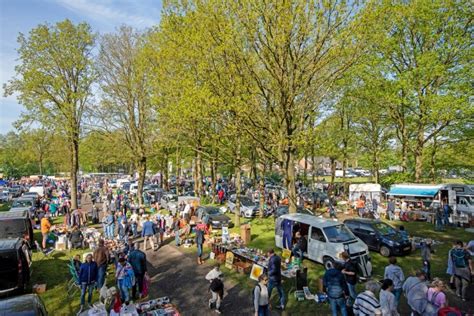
[12,200,32,208]
[240,197,254,206]
[169,195,178,202]
[373,222,397,235]
[206,207,221,215]
[323,225,356,243]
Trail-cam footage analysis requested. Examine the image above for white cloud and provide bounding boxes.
[55,0,159,29]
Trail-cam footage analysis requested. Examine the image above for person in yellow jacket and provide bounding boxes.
[41,213,52,249]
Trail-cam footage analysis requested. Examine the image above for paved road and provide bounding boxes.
[145,244,255,316]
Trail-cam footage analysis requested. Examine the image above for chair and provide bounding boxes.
[67,263,81,298]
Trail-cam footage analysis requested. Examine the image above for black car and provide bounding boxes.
[0,238,32,296]
[344,219,411,257]
[0,211,35,249]
[274,205,314,218]
[196,206,233,229]
[0,294,47,315]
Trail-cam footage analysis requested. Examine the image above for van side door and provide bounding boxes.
[308,226,327,263]
[274,217,284,248]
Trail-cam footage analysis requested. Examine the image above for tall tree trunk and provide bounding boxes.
[303,155,308,186]
[70,137,79,210]
[430,137,437,183]
[401,128,408,172]
[284,148,297,214]
[196,148,203,197]
[163,152,169,191]
[259,163,266,218]
[373,150,380,184]
[234,143,242,226]
[210,152,217,203]
[311,147,316,186]
[137,156,146,205]
[175,150,181,196]
[330,158,336,195]
[414,131,424,183]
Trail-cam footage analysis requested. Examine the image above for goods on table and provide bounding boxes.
[136,297,180,316]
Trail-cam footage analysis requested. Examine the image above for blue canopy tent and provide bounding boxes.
[0,180,7,186]
[388,186,441,197]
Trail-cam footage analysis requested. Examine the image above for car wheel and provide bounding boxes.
[323,257,335,270]
[380,245,391,257]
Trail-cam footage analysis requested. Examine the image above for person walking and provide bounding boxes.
[254,274,270,316]
[142,215,157,251]
[173,216,181,246]
[451,240,472,301]
[115,257,135,304]
[402,271,436,315]
[93,239,110,289]
[341,252,357,306]
[379,279,399,316]
[105,211,115,240]
[40,213,52,249]
[267,248,285,310]
[383,257,404,308]
[353,280,382,316]
[323,262,348,316]
[78,254,98,313]
[386,199,395,221]
[206,265,224,314]
[195,222,206,265]
[427,279,447,309]
[421,239,433,280]
[128,242,147,300]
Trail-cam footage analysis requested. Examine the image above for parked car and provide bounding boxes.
[275,214,372,278]
[9,198,36,215]
[227,195,259,218]
[8,186,23,198]
[0,238,32,296]
[0,294,47,315]
[196,206,233,229]
[160,194,199,215]
[21,192,39,199]
[300,191,329,206]
[0,211,35,249]
[129,183,138,194]
[344,219,412,257]
[0,191,12,203]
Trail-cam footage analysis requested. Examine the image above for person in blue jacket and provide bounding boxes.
[78,254,98,313]
[142,215,157,251]
[267,248,285,310]
[128,242,148,300]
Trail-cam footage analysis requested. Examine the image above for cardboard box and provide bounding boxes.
[33,284,46,294]
[55,242,66,251]
[240,224,251,245]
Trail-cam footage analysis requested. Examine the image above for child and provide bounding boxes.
[73,254,81,273]
[420,239,433,280]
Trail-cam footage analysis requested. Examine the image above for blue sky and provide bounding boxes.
[0,0,162,134]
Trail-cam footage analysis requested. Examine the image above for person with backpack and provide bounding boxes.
[323,262,348,316]
[206,265,224,314]
[427,279,447,310]
[451,240,473,301]
[254,274,270,316]
[402,271,437,316]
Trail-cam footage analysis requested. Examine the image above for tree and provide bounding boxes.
[4,20,96,208]
[368,0,473,181]
[95,26,155,204]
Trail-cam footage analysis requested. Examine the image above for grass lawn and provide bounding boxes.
[29,216,112,316]
[213,215,473,314]
[28,211,473,315]
[0,202,11,212]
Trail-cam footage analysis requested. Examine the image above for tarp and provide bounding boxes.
[388,186,440,197]
[0,180,7,186]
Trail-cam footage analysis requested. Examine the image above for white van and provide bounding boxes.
[275,213,372,278]
[28,185,44,197]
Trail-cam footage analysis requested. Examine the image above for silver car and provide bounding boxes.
[227,195,259,218]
